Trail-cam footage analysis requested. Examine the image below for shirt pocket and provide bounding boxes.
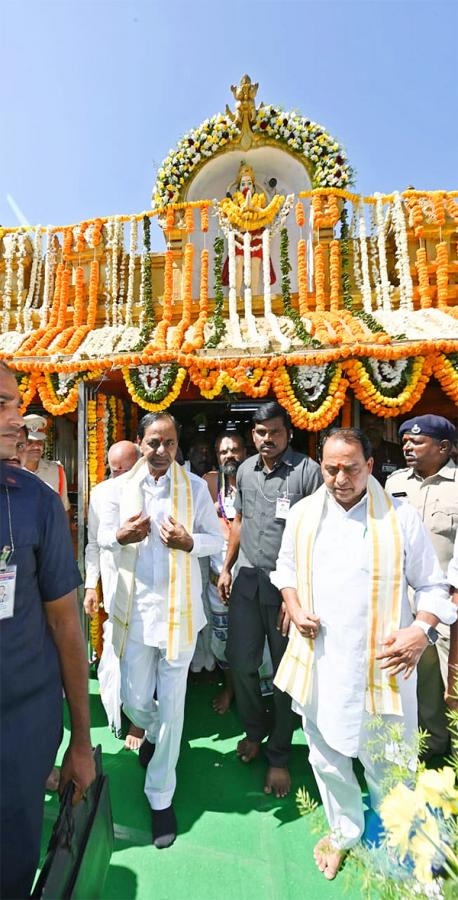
[429,506,458,541]
[242,489,256,518]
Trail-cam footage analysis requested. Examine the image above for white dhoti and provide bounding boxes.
[97,621,122,737]
[121,638,195,810]
[303,708,418,849]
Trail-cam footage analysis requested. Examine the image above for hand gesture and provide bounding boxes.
[159,516,193,552]
[218,570,232,605]
[376,625,428,679]
[83,589,99,619]
[116,512,151,545]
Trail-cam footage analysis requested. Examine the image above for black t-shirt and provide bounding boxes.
[0,463,81,714]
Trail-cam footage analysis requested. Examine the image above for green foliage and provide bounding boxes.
[296,786,319,817]
[279,228,321,349]
[133,216,155,351]
[205,235,226,348]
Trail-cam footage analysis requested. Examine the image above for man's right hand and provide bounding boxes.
[218,569,232,605]
[116,512,151,545]
[83,589,99,619]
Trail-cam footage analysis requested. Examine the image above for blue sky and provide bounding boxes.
[1,0,457,240]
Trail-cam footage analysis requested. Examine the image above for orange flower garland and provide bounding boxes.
[343,356,433,417]
[87,399,98,489]
[314,243,326,312]
[116,398,125,442]
[171,242,194,349]
[37,375,79,415]
[295,202,305,228]
[329,240,340,312]
[272,365,348,431]
[18,372,39,413]
[165,206,175,232]
[405,197,424,238]
[73,265,85,326]
[92,218,103,246]
[415,247,432,309]
[183,248,209,352]
[446,198,458,224]
[62,227,73,260]
[96,393,107,483]
[323,194,340,227]
[155,249,174,350]
[433,354,458,404]
[312,194,323,230]
[185,206,194,234]
[436,242,449,310]
[200,206,209,233]
[297,239,308,315]
[90,590,108,660]
[433,195,446,227]
[76,222,88,253]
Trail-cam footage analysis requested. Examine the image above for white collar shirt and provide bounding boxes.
[271,491,454,756]
[98,466,224,647]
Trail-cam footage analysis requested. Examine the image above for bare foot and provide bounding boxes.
[264,765,291,798]
[124,724,145,751]
[236,737,261,763]
[212,687,234,714]
[45,766,60,792]
[313,836,346,880]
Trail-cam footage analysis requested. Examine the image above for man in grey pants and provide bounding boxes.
[218,402,322,798]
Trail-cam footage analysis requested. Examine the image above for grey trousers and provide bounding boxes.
[226,567,296,768]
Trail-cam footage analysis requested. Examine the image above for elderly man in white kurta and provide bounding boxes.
[84,441,140,741]
[271,428,456,881]
[98,412,223,849]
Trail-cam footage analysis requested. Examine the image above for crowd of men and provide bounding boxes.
[1,355,457,894]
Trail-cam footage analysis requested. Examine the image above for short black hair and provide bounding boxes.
[252,402,291,430]
[137,412,182,440]
[322,427,373,461]
[215,430,246,451]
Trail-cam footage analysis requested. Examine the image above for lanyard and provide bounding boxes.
[0,486,15,571]
[256,469,290,503]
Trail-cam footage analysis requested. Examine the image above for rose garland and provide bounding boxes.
[205,235,226,348]
[123,364,187,411]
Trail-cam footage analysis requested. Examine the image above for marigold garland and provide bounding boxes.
[312,194,323,230]
[415,247,432,309]
[329,240,340,312]
[433,353,458,404]
[116,398,125,442]
[200,206,209,233]
[343,356,433,416]
[433,195,446,227]
[171,242,194,349]
[272,364,348,431]
[183,248,208,352]
[295,202,305,228]
[297,238,308,315]
[436,242,449,311]
[165,206,175,232]
[95,393,107,483]
[123,365,187,411]
[314,243,326,312]
[87,399,98,490]
[90,594,108,660]
[155,249,174,350]
[185,206,194,234]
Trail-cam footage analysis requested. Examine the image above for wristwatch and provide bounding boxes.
[412,620,439,645]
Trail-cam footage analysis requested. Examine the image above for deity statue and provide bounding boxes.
[221,161,281,299]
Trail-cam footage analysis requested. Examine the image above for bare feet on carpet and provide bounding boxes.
[212,672,234,714]
[236,737,261,763]
[124,724,145,751]
[264,765,291,798]
[313,836,346,880]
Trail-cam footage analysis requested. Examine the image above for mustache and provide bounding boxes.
[221,460,240,476]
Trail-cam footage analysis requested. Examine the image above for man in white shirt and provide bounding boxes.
[84,440,141,745]
[98,412,223,849]
[271,427,456,881]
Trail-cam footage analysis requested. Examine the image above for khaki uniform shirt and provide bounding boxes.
[386,459,458,574]
[35,458,71,511]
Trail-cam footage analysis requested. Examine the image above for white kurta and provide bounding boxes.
[85,478,120,611]
[97,466,224,647]
[271,491,454,757]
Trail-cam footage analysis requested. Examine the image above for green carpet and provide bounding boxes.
[40,677,367,899]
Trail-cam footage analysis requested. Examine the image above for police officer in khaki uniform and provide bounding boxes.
[386,414,458,755]
[22,414,71,513]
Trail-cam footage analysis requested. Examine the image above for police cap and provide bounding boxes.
[399,414,457,443]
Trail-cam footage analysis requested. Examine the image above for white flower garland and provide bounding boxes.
[2,233,18,331]
[393,192,413,311]
[117,250,128,327]
[24,227,42,330]
[366,357,409,389]
[227,230,244,347]
[56,371,78,397]
[374,309,458,341]
[111,218,123,326]
[115,326,141,352]
[15,233,27,330]
[103,220,114,327]
[374,193,393,311]
[351,203,362,294]
[262,228,272,316]
[294,364,329,402]
[358,204,372,313]
[125,217,137,326]
[369,205,382,310]
[41,228,57,328]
